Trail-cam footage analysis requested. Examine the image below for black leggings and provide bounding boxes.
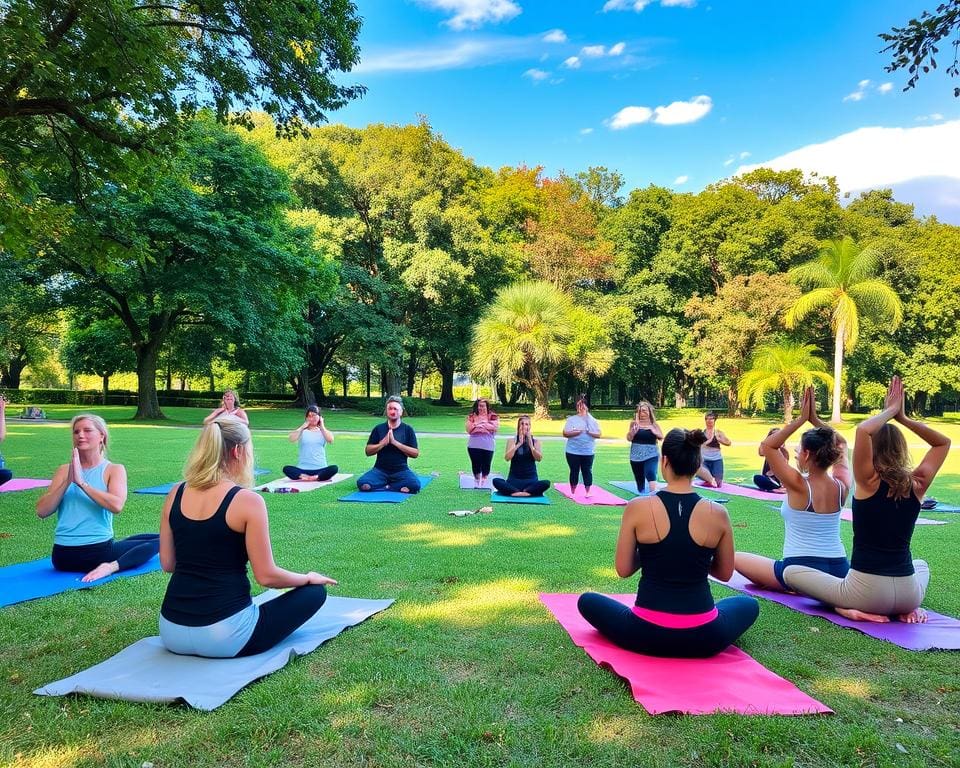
[0,468,11,486]
[566,453,595,489]
[630,457,658,492]
[237,584,328,656]
[754,474,783,491]
[282,464,339,481]
[492,477,550,496]
[467,448,494,477]
[577,592,759,658]
[51,533,160,573]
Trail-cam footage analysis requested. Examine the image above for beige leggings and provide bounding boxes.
[783,560,930,615]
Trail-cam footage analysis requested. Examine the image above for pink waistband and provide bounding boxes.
[631,604,719,629]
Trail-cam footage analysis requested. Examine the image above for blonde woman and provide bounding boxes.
[159,415,335,657]
[36,414,159,582]
[626,401,663,494]
[204,390,249,425]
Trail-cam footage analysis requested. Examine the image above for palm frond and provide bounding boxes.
[785,287,835,328]
[848,280,904,328]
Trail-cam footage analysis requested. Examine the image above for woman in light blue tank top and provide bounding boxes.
[734,387,851,590]
[282,405,338,481]
[36,414,159,582]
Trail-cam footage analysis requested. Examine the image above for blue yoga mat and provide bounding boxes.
[490,492,551,505]
[136,469,270,495]
[608,481,655,497]
[339,474,435,503]
[0,555,162,608]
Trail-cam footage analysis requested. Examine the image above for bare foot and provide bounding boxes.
[836,607,890,623]
[898,607,928,624]
[399,487,411,494]
[82,561,119,583]
[360,484,372,491]
[299,474,319,481]
[773,487,787,494]
[513,491,531,497]
[584,488,593,498]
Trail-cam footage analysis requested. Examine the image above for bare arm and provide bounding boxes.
[203,407,225,425]
[319,420,334,444]
[716,430,732,447]
[36,464,71,518]
[159,486,177,573]
[530,437,543,462]
[0,397,6,442]
[234,408,249,425]
[81,463,128,514]
[708,504,735,580]
[626,421,639,441]
[365,429,389,456]
[585,416,602,439]
[503,437,519,461]
[649,420,664,440]
[288,422,309,443]
[614,502,642,578]
[896,413,950,498]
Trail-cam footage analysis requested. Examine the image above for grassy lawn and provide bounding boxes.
[1,410,958,767]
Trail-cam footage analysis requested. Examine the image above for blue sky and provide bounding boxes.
[333,1,960,221]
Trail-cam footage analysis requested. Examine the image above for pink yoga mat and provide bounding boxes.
[839,509,946,526]
[540,593,831,715]
[554,483,628,506]
[695,482,786,501]
[0,478,50,493]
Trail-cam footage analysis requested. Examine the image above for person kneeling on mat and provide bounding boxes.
[356,395,421,494]
[159,415,335,658]
[578,427,759,658]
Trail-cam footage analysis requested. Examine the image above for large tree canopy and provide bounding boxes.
[880,0,960,97]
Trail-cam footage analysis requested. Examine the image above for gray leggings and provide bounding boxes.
[783,560,930,615]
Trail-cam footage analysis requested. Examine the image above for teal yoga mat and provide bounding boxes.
[490,492,551,505]
[339,474,435,503]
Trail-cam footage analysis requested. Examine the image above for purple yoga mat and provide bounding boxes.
[554,483,628,506]
[695,482,785,502]
[716,572,960,651]
[0,478,51,493]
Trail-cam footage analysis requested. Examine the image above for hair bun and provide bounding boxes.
[686,428,709,447]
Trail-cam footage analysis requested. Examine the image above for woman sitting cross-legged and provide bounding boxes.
[159,415,336,658]
[491,415,550,497]
[735,387,851,591]
[783,376,949,624]
[578,428,759,658]
[283,405,339,482]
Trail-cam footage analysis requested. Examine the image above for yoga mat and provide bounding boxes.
[490,492,551,505]
[922,501,960,513]
[540,593,831,715]
[0,555,161,608]
[0,478,50,493]
[838,509,947,526]
[716,572,960,651]
[339,475,435,504]
[35,593,394,710]
[555,483,627,506]
[256,473,353,493]
[608,481,654,497]
[695,481,786,502]
[134,482,178,496]
[458,472,502,490]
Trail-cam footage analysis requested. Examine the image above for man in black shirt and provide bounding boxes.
[356,396,421,493]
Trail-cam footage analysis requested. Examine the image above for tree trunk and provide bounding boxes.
[406,353,417,398]
[342,367,348,398]
[726,384,737,417]
[617,380,626,407]
[102,375,110,406]
[783,385,794,424]
[134,343,164,419]
[292,368,314,408]
[208,367,215,395]
[365,363,371,399]
[165,361,172,391]
[1,356,27,388]
[831,322,845,423]
[435,356,456,405]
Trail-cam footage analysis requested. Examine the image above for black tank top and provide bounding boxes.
[160,484,252,626]
[705,432,720,448]
[631,428,657,445]
[508,441,538,481]
[634,491,717,614]
[850,480,920,577]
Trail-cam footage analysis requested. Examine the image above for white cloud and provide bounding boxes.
[674,175,689,185]
[609,95,712,129]
[580,127,594,135]
[916,113,945,122]
[663,0,696,5]
[653,95,712,125]
[418,0,522,30]
[603,0,694,11]
[843,79,871,102]
[723,156,735,167]
[608,42,627,56]
[736,120,960,193]
[357,35,547,73]
[563,56,581,69]
[739,151,751,159]
[543,28,567,43]
[877,82,894,94]
[581,45,607,57]
[523,68,549,81]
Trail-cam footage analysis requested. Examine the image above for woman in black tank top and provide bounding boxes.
[159,415,337,658]
[578,428,758,658]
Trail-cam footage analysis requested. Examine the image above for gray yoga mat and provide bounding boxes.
[35,593,394,710]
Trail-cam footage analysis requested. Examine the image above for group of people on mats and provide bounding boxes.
[11,374,948,662]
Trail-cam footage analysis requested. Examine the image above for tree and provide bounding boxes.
[785,237,904,422]
[470,282,573,419]
[880,1,960,97]
[738,341,833,423]
[61,319,135,404]
[49,117,334,419]
[0,253,59,388]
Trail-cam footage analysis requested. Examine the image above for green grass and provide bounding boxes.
[1,411,959,767]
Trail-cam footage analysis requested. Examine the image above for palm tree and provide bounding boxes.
[739,341,833,423]
[470,282,573,419]
[785,237,903,422]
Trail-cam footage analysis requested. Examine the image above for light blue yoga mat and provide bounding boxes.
[490,492,551,505]
[35,593,394,710]
[339,474,435,503]
[136,469,270,495]
[608,481,655,497]
[0,555,162,608]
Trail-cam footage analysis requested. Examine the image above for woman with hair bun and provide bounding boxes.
[784,377,949,623]
[577,426,758,658]
[36,414,159,582]
[734,387,851,591]
[158,415,335,657]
